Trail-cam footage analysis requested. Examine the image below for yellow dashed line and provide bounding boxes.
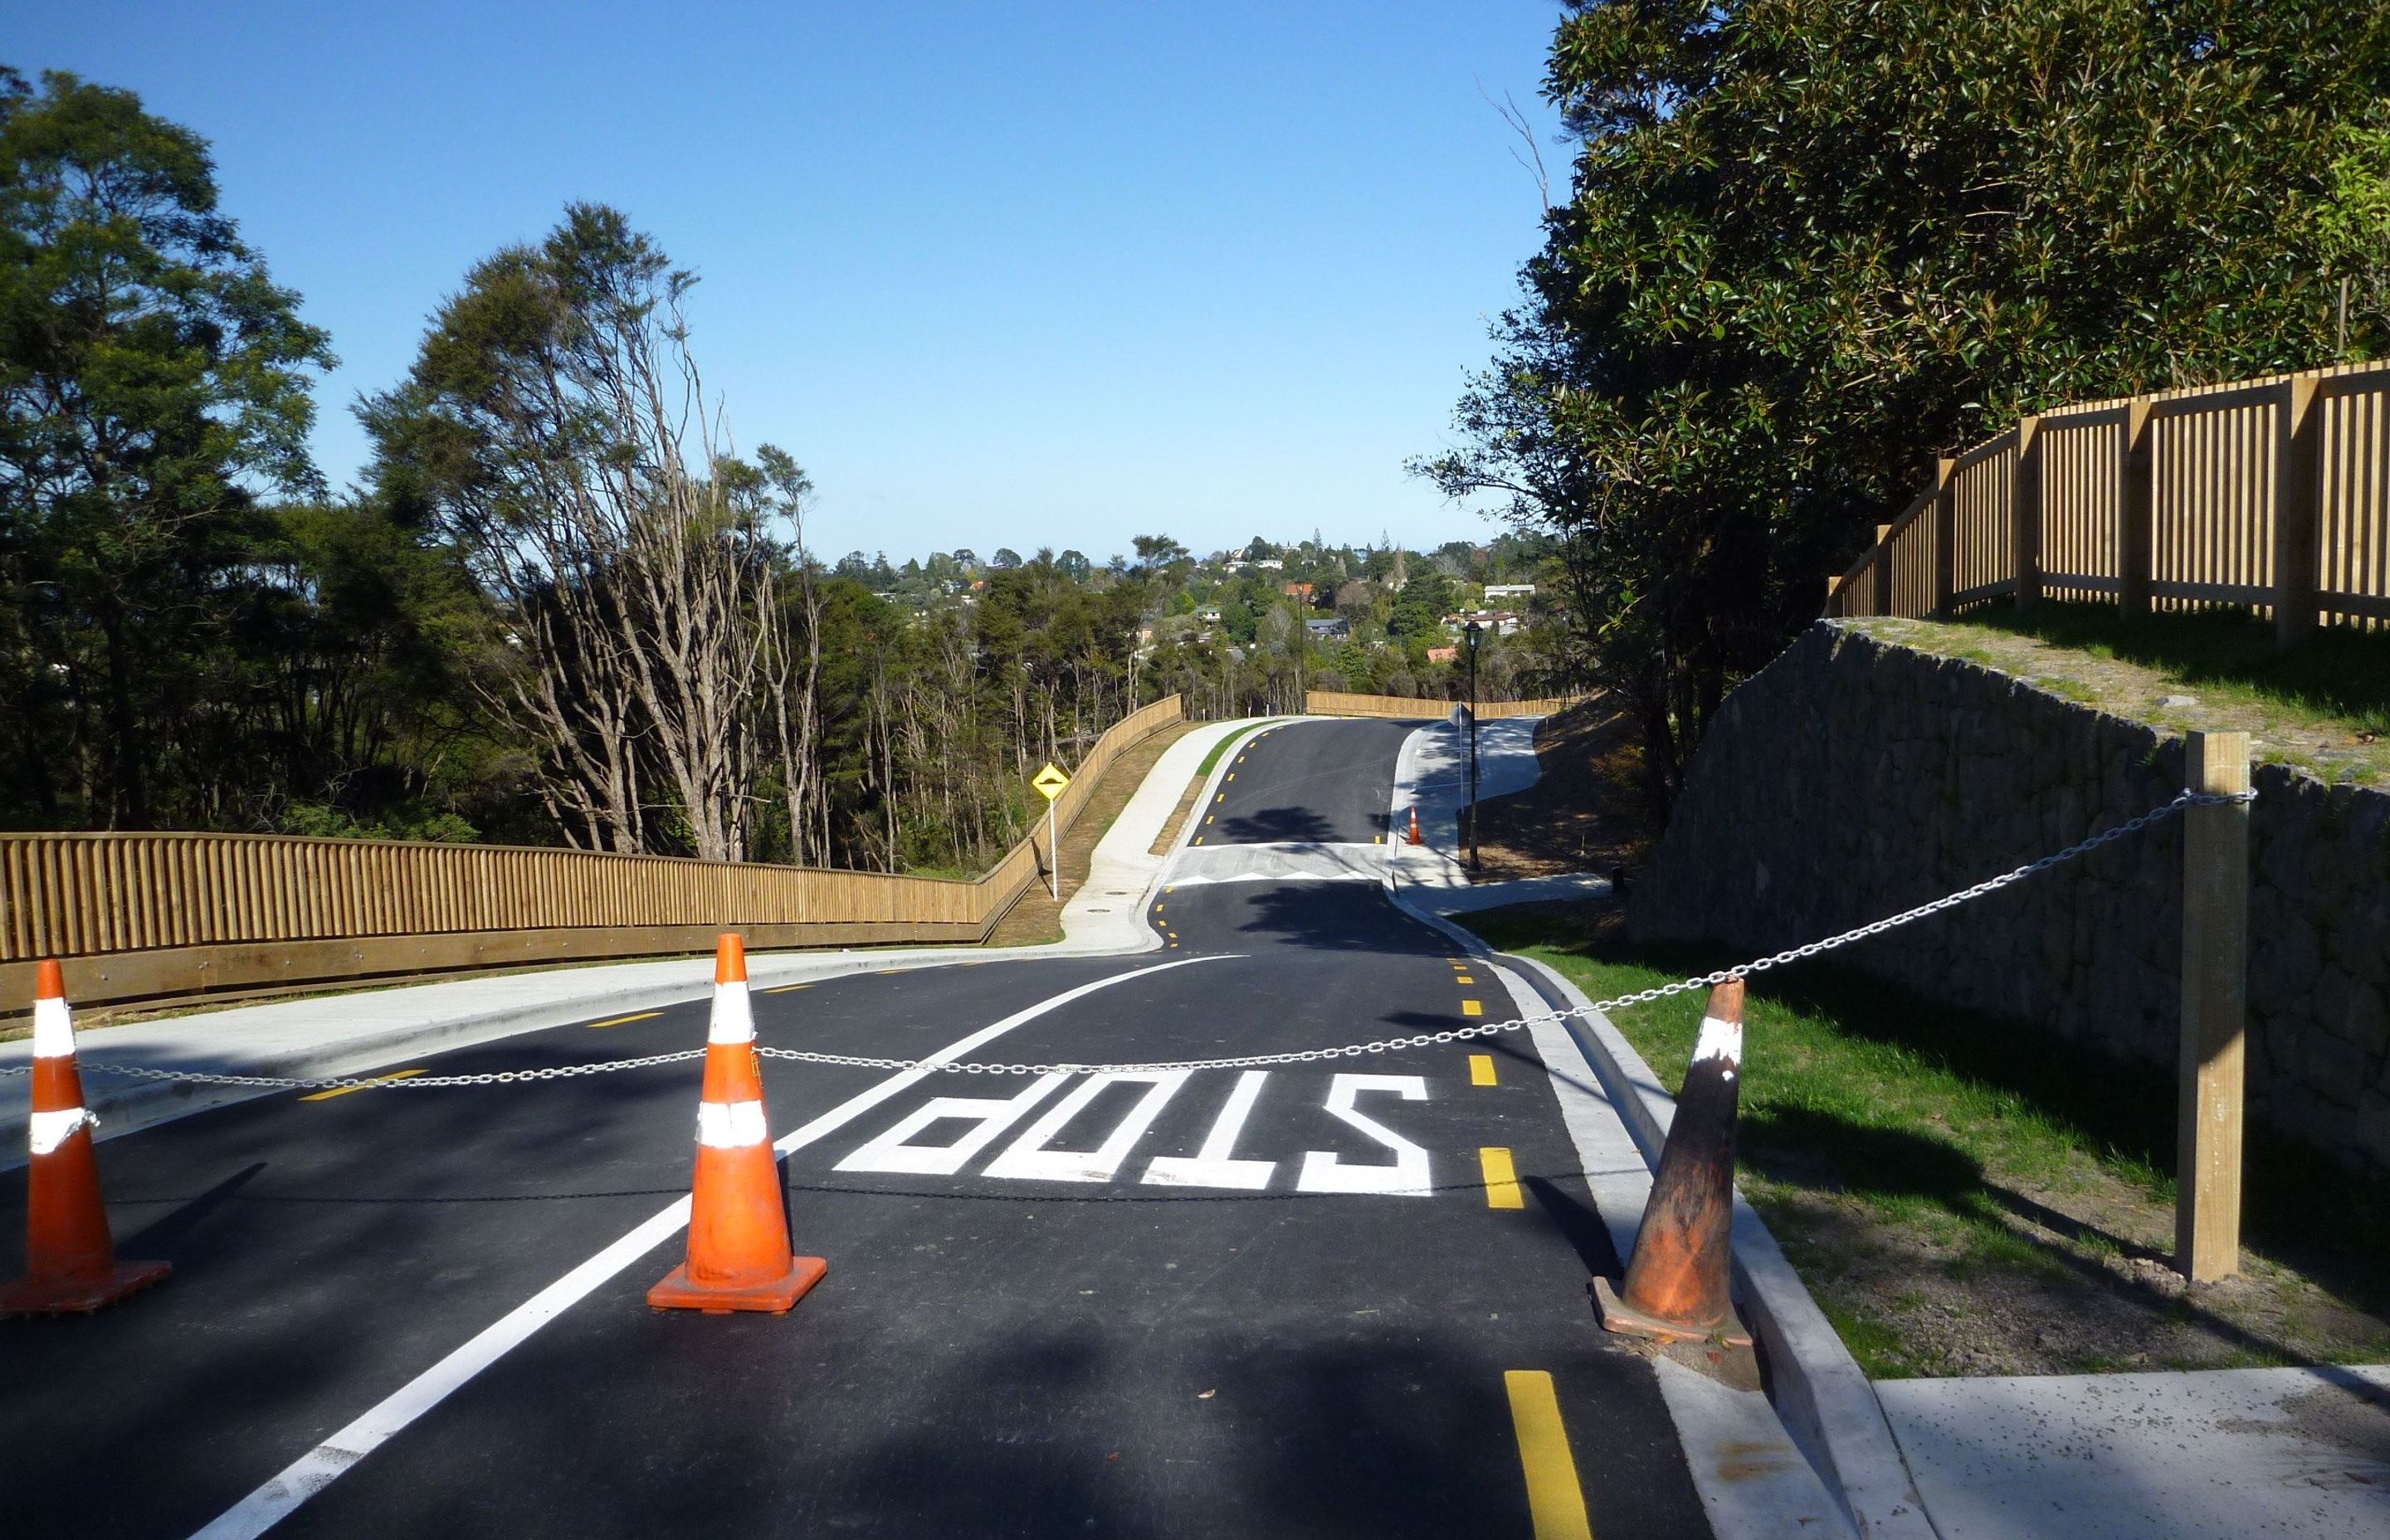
[1505,1371,1594,1540]
[1455,974,1475,985]
[1470,1054,1497,1086]
[586,1011,662,1028]
[1461,1000,1484,1017]
[1193,837,1203,846]
[1205,816,1214,825]
[301,1068,426,1102]
[1227,772,1235,782]
[1216,793,1225,803]
[1479,1148,1524,1209]
[763,982,813,993]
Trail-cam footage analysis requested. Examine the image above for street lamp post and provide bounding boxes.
[1462,621,1483,873]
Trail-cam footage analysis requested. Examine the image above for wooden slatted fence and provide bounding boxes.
[1305,691,1589,720]
[0,696,1185,1011]
[1826,363,2390,640]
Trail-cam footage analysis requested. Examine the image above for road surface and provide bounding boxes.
[2,718,1711,1538]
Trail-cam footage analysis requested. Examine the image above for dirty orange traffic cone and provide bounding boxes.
[1,960,171,1317]
[648,935,826,1314]
[1593,977,1752,1346]
[1406,807,1424,846]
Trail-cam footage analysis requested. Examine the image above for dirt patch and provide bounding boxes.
[1149,774,1207,856]
[983,720,1199,948]
[1467,698,1656,882]
[1757,1180,2390,1377]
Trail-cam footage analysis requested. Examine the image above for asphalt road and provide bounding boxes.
[2,718,1710,1539]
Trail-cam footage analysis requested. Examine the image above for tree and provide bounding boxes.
[1422,0,2390,807]
[361,203,782,861]
[0,68,333,827]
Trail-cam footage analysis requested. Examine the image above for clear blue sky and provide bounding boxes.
[13,2,1567,564]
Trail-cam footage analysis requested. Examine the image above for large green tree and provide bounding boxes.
[1422,0,2390,806]
[0,66,332,826]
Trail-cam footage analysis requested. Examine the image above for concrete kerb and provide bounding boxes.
[1500,953,1940,1540]
[2,716,1276,1166]
[1380,714,1938,1540]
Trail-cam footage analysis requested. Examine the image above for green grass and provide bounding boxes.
[1468,902,2390,1376]
[1954,602,2390,741]
[1194,719,1278,778]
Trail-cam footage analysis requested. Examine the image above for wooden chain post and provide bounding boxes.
[2177,730,2251,1282]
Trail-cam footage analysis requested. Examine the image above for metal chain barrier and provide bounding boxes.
[22,787,2251,1092]
[76,1048,706,1092]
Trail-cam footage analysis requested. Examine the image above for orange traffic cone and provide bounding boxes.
[1406,807,1424,846]
[1,960,170,1317]
[647,935,826,1314]
[1593,977,1752,1346]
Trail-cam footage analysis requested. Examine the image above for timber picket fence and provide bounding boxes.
[0,696,1185,1012]
[1824,362,2390,641]
[1305,690,1588,720]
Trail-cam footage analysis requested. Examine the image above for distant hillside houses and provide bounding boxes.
[1482,583,1535,603]
[1442,610,1524,637]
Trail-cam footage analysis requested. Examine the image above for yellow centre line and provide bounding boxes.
[1455,974,1475,985]
[1461,999,1484,1018]
[762,982,813,994]
[300,1068,427,1102]
[1479,1147,1524,1209]
[585,1011,662,1029]
[1505,1371,1595,1539]
[1470,1054,1497,1086]
[1227,772,1236,781]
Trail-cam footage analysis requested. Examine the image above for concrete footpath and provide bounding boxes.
[1,716,1274,1160]
[1879,1365,2390,1539]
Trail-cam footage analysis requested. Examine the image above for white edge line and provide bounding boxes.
[188,953,1237,1540]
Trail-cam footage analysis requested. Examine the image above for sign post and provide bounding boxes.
[1031,763,1071,901]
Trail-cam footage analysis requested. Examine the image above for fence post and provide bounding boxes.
[1824,573,1844,616]
[1931,457,1959,616]
[2012,415,2043,609]
[2177,729,2250,1283]
[2119,397,2156,618]
[2271,373,2323,646]
[1872,525,1894,615]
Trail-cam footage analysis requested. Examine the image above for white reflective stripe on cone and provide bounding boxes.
[1690,1014,1744,1065]
[31,996,75,1058]
[707,981,755,1045]
[695,1100,768,1148]
[29,1108,95,1155]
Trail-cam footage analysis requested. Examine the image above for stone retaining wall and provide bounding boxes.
[1631,621,2390,1177]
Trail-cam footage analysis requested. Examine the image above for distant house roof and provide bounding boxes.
[1305,617,1349,637]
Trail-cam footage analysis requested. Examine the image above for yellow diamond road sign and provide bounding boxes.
[1032,763,1071,802]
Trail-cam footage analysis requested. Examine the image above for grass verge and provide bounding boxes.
[1851,603,2390,785]
[1468,899,2390,1379]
